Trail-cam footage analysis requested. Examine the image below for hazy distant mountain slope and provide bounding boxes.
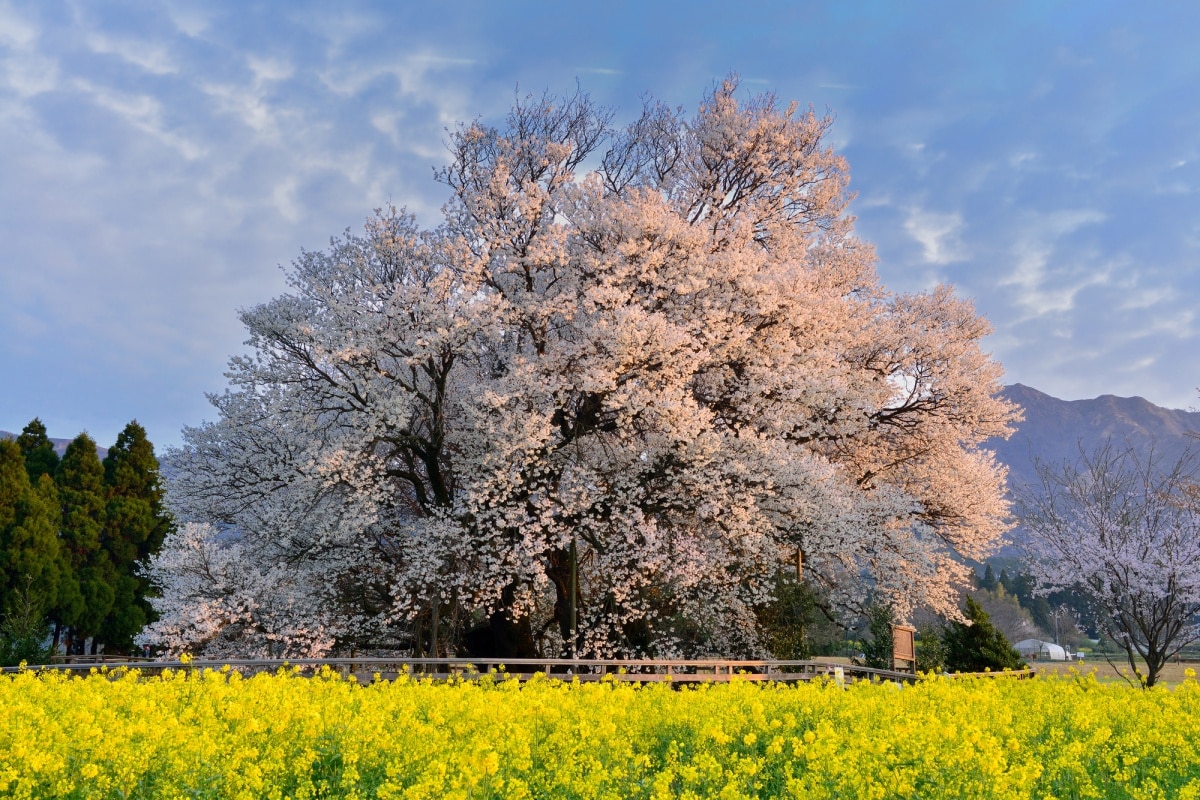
[991,384,1200,495]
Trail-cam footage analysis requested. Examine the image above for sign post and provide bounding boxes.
[891,624,917,674]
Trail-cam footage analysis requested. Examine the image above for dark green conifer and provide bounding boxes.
[0,440,62,661]
[979,563,997,591]
[99,421,172,651]
[942,595,1026,672]
[856,604,896,670]
[55,433,111,653]
[15,418,59,484]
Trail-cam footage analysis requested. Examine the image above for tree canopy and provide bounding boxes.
[100,421,172,651]
[2,420,172,657]
[0,440,62,622]
[55,433,112,651]
[1021,443,1200,687]
[15,419,59,484]
[147,78,1017,659]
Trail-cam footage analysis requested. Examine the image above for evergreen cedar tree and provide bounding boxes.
[856,604,896,671]
[0,440,62,666]
[54,433,111,652]
[942,595,1025,673]
[0,440,62,625]
[16,419,59,484]
[1,421,170,657]
[146,77,1019,660]
[99,422,172,652]
[1021,444,1200,688]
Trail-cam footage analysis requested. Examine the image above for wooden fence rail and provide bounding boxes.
[1,657,1033,684]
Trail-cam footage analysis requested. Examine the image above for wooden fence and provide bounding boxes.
[1,657,1033,683]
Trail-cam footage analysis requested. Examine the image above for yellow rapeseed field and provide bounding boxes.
[3,666,1200,799]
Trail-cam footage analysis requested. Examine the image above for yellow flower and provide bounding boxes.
[4,664,1200,797]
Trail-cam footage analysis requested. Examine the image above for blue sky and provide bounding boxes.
[2,1,1198,449]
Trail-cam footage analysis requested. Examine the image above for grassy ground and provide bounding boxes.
[824,653,1197,686]
[1027,657,1195,686]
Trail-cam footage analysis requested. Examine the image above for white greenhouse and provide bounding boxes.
[1015,639,1069,661]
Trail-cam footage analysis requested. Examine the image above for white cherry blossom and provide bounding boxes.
[142,77,1017,658]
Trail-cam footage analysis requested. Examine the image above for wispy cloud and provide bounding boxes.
[904,208,965,264]
[72,78,207,159]
[247,55,294,84]
[319,52,477,98]
[0,3,56,98]
[995,209,1109,316]
[197,77,289,139]
[86,31,177,74]
[0,1,37,48]
[162,3,210,38]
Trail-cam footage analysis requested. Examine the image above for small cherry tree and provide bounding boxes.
[1021,444,1200,687]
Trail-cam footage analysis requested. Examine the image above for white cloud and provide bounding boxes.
[0,3,56,98]
[1001,248,1111,317]
[1118,286,1173,311]
[904,208,965,264]
[319,51,476,105]
[293,7,382,58]
[271,176,303,224]
[1119,355,1158,373]
[370,109,443,160]
[1039,209,1107,238]
[856,192,891,209]
[1145,310,1195,339]
[86,31,177,75]
[998,209,1109,317]
[318,51,479,156]
[163,3,211,38]
[72,79,206,159]
[1008,151,1037,168]
[0,2,36,49]
[198,78,286,138]
[0,47,56,97]
[874,107,958,162]
[247,55,294,84]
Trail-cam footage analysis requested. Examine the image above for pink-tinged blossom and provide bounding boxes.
[145,77,1017,658]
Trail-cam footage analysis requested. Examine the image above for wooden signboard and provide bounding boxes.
[891,624,917,674]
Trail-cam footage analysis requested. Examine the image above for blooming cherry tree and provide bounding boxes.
[142,77,1017,658]
[1021,444,1200,687]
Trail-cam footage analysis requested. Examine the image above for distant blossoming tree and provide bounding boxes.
[141,76,1017,659]
[1021,443,1200,687]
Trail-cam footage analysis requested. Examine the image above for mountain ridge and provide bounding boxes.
[991,384,1200,494]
